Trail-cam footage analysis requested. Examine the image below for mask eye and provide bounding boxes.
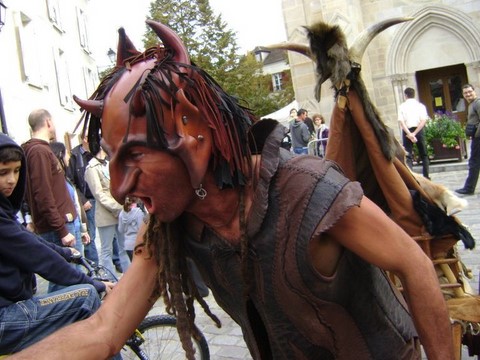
[128,149,145,161]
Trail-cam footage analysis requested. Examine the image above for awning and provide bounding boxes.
[261,100,299,126]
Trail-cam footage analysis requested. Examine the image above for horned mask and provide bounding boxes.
[74,20,253,196]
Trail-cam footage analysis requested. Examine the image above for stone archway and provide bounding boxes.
[387,5,480,105]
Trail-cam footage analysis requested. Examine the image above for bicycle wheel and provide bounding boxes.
[121,315,210,360]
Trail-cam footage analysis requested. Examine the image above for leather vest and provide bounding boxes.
[186,124,419,359]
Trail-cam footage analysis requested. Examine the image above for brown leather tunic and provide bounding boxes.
[186,123,420,359]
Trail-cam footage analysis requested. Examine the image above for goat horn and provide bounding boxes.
[146,20,190,64]
[116,27,141,67]
[349,17,414,64]
[73,95,104,118]
[264,42,314,60]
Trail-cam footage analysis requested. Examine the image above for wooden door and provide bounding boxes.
[416,64,468,124]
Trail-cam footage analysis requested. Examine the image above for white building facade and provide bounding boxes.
[0,0,100,146]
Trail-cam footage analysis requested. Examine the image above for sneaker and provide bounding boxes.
[115,264,123,273]
[455,188,474,195]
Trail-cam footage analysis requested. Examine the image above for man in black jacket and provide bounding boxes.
[67,136,99,263]
[456,84,480,195]
[0,133,113,355]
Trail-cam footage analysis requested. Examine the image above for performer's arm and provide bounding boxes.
[10,226,156,360]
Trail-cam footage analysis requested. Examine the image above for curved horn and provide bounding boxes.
[349,17,414,64]
[264,42,314,60]
[146,20,190,64]
[116,27,141,67]
[73,95,104,118]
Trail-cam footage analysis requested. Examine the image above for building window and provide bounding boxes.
[47,0,63,31]
[76,7,90,52]
[272,73,283,91]
[18,13,43,88]
[53,48,73,109]
[82,66,97,98]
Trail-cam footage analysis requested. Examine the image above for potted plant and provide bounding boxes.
[422,111,467,161]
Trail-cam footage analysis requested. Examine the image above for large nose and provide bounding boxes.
[108,154,141,204]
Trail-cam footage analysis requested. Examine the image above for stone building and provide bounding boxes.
[282,0,480,136]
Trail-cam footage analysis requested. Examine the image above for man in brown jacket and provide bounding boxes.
[22,109,79,292]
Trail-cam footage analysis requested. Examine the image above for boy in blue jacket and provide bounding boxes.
[0,133,113,355]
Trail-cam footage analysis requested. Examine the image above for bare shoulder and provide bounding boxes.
[317,197,427,274]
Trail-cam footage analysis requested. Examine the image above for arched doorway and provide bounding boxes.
[416,63,468,123]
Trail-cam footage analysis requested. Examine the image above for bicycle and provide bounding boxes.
[73,254,210,360]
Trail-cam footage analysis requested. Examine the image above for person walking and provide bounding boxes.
[67,136,99,263]
[398,87,430,179]
[118,196,145,260]
[456,84,480,195]
[84,143,130,278]
[21,109,79,292]
[289,108,311,154]
[313,113,329,157]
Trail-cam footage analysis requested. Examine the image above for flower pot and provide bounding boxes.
[430,138,466,162]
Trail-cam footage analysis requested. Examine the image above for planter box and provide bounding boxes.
[430,138,467,162]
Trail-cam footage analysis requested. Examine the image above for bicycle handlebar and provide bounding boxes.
[71,253,117,282]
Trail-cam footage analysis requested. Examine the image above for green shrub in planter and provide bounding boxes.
[413,111,465,159]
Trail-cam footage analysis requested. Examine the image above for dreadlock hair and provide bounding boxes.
[84,44,259,359]
[139,215,221,360]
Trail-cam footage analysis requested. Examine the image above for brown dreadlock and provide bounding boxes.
[139,215,220,360]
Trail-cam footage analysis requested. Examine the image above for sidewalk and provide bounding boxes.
[35,167,479,359]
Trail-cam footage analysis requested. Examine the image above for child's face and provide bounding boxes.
[0,161,21,197]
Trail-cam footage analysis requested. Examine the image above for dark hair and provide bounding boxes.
[50,141,67,172]
[404,87,415,98]
[297,108,307,116]
[123,196,134,212]
[0,147,23,163]
[312,113,325,124]
[462,84,475,90]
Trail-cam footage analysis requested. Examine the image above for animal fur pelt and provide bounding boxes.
[394,142,467,216]
[305,21,397,162]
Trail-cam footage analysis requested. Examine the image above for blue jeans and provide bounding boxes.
[84,199,99,264]
[293,147,308,154]
[97,224,131,280]
[39,219,84,293]
[0,284,100,355]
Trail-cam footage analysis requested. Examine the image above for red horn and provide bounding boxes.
[116,27,141,67]
[146,20,190,64]
[73,95,104,118]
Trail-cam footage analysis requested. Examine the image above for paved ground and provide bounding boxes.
[36,165,480,359]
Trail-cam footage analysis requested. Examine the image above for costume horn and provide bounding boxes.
[349,17,414,64]
[116,27,141,67]
[73,95,103,118]
[263,43,313,60]
[146,20,190,64]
